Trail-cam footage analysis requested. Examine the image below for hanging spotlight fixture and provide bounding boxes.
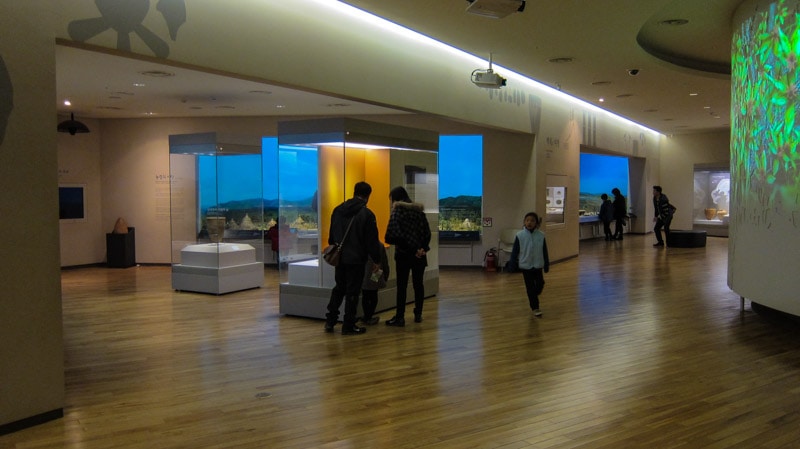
[57,113,90,135]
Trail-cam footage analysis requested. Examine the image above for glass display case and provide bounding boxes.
[693,164,730,237]
[546,186,566,224]
[169,132,265,294]
[277,118,439,319]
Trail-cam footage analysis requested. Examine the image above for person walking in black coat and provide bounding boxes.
[611,187,627,240]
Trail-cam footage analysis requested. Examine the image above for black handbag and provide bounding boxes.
[322,243,342,266]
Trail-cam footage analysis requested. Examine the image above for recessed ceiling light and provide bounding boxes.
[598,98,605,102]
[133,83,146,87]
[547,57,574,64]
[276,105,286,109]
[139,70,175,77]
[659,19,689,26]
[689,92,699,96]
[63,99,72,106]
[591,81,611,86]
[703,106,711,109]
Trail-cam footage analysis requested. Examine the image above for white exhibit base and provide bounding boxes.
[279,261,439,320]
[287,257,336,287]
[172,243,263,294]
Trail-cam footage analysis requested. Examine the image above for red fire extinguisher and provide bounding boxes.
[484,248,498,272]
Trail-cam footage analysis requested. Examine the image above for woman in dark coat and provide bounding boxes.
[384,186,431,327]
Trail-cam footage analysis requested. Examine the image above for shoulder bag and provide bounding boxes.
[322,215,356,266]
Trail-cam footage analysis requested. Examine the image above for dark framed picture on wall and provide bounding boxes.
[59,184,86,221]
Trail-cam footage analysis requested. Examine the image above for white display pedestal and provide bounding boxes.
[287,258,336,287]
[172,243,263,294]
[279,257,439,319]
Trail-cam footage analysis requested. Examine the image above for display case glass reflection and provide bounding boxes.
[276,118,440,319]
[275,144,320,283]
[546,186,566,224]
[693,169,730,225]
[168,132,265,294]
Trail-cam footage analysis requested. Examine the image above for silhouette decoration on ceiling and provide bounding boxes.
[68,0,186,58]
[0,56,13,146]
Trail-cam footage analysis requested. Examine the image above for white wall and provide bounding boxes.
[58,117,105,266]
[1,0,64,429]
[659,130,730,231]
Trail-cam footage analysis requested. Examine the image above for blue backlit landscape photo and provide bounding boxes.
[579,153,629,215]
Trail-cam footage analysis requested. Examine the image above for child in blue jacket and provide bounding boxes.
[509,212,550,317]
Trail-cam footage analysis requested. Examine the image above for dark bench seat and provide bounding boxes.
[667,230,707,248]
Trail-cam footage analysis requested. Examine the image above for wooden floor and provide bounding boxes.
[4,234,800,448]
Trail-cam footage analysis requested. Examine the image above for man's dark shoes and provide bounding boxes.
[385,316,405,327]
[653,242,664,247]
[414,315,423,323]
[341,325,366,335]
[362,316,380,325]
[324,322,335,333]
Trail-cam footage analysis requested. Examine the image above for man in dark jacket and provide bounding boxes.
[324,181,381,335]
[652,185,674,247]
[611,187,627,240]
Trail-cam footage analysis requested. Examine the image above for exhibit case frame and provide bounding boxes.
[277,118,439,319]
[169,132,265,294]
[692,163,730,237]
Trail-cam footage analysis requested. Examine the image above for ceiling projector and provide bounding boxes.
[471,69,507,89]
[465,0,525,19]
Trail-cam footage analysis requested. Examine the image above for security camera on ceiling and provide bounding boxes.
[465,0,525,19]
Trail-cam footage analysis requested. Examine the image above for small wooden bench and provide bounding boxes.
[667,230,707,248]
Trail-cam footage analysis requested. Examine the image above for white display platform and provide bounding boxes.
[287,258,336,287]
[279,267,439,319]
[180,243,257,267]
[287,259,316,286]
[172,243,263,294]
